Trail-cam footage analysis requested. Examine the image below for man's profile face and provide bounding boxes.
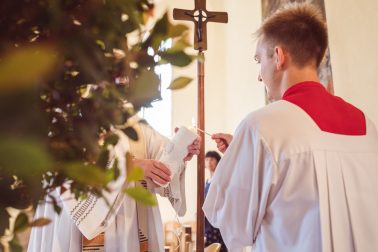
[205,157,218,173]
[255,38,282,100]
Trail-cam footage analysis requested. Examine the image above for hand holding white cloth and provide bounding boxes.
[154,126,197,187]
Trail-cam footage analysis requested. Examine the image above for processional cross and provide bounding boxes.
[173,1,228,251]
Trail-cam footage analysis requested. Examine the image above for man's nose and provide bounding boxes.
[258,74,262,82]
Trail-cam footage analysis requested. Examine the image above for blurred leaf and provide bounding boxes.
[168,38,191,53]
[13,213,28,233]
[154,13,169,38]
[127,167,144,182]
[128,69,161,108]
[0,207,10,236]
[0,45,57,91]
[122,127,138,141]
[109,159,120,181]
[135,52,155,67]
[168,24,189,38]
[61,163,112,188]
[0,138,51,178]
[125,186,157,206]
[8,236,22,252]
[168,77,193,90]
[95,40,106,50]
[160,51,193,67]
[104,134,119,146]
[97,149,110,169]
[49,195,62,215]
[29,218,51,227]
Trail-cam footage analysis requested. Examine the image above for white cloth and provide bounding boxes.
[203,100,378,252]
[28,123,187,252]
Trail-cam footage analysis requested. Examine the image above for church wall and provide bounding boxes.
[325,0,378,126]
[158,0,266,225]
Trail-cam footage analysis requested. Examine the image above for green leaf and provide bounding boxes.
[13,213,29,233]
[160,51,193,67]
[0,138,51,179]
[128,69,161,107]
[104,134,120,146]
[61,163,112,188]
[29,218,51,227]
[154,13,169,37]
[8,236,22,252]
[168,38,191,53]
[97,149,110,169]
[127,167,144,182]
[122,127,138,141]
[168,77,193,90]
[125,186,158,206]
[95,39,106,50]
[108,159,120,181]
[168,24,189,38]
[0,45,57,91]
[49,195,62,215]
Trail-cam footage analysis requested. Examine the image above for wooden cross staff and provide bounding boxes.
[173,1,228,251]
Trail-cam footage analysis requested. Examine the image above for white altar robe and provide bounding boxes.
[203,100,378,252]
[28,122,187,252]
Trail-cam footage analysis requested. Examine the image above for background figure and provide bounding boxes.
[204,151,227,251]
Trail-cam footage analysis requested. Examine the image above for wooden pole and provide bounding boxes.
[173,4,227,251]
[196,51,205,251]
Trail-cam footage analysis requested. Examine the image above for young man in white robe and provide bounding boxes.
[28,116,200,252]
[203,3,378,252]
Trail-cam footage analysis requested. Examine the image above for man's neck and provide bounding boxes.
[279,65,320,97]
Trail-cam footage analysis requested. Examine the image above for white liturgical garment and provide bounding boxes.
[203,100,378,252]
[28,122,187,252]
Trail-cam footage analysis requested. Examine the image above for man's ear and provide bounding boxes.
[274,46,286,70]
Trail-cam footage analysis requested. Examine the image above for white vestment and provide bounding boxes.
[28,122,187,252]
[203,100,378,252]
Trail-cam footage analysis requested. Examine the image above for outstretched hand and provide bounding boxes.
[212,133,233,153]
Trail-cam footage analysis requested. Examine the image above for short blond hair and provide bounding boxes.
[257,3,328,67]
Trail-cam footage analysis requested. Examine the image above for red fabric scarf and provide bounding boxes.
[282,81,366,135]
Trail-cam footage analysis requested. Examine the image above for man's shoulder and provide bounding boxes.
[242,100,295,128]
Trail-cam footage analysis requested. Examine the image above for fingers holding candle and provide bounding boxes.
[211,133,233,153]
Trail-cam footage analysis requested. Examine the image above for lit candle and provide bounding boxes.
[190,116,212,136]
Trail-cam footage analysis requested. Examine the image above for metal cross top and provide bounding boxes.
[173,0,228,51]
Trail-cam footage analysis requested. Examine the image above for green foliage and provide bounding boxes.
[125,186,158,206]
[122,127,139,141]
[127,166,145,182]
[0,0,194,248]
[13,213,29,233]
[168,77,193,90]
[60,162,113,188]
[0,45,57,91]
[0,138,51,178]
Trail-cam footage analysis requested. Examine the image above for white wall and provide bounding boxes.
[325,0,378,126]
